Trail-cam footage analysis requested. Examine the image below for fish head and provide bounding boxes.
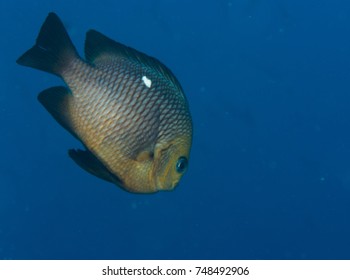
[152,135,191,191]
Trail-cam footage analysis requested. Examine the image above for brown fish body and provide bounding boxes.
[17,13,192,193]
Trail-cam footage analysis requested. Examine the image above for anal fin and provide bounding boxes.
[68,149,123,186]
[38,86,78,139]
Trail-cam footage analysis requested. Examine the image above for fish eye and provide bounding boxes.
[176,157,188,173]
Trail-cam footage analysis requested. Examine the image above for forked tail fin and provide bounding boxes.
[16,12,78,76]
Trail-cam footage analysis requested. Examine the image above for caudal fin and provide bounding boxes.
[16,13,78,76]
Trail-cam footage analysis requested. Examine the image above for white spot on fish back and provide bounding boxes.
[142,76,152,88]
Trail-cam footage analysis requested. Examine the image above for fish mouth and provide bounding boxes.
[155,179,179,191]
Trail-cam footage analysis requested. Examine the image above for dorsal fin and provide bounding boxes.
[84,30,184,92]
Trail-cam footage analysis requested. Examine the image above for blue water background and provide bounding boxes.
[1,0,350,259]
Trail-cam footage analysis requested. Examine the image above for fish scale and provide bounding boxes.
[66,59,166,168]
[17,13,192,193]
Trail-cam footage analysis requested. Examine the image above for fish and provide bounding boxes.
[17,13,193,193]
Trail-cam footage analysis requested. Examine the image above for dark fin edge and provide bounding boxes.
[84,30,184,93]
[16,12,78,76]
[37,86,78,140]
[68,149,124,186]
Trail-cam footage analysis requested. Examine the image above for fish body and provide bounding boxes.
[17,13,192,193]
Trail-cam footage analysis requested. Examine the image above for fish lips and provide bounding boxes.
[156,179,179,192]
[154,162,181,192]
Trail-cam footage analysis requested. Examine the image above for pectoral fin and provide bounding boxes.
[68,149,123,186]
[136,150,154,162]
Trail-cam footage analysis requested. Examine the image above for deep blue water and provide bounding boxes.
[1,0,350,259]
